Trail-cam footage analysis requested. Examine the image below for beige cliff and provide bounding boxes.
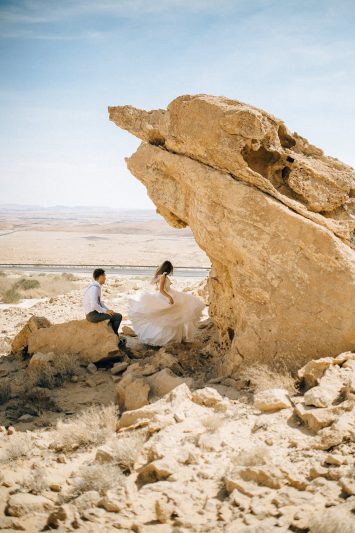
[109,94,355,373]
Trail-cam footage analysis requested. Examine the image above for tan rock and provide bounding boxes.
[191,387,224,407]
[5,493,54,517]
[147,368,193,397]
[116,374,150,411]
[294,400,351,433]
[238,465,284,489]
[27,319,121,363]
[11,316,51,354]
[109,95,355,372]
[122,325,137,336]
[111,361,129,375]
[254,388,292,412]
[315,410,355,449]
[97,492,122,513]
[339,476,355,496]
[95,445,115,463]
[137,458,177,485]
[304,365,348,407]
[298,357,336,389]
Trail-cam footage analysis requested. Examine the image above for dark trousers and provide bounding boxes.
[86,311,122,335]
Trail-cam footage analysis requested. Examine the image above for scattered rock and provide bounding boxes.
[254,388,292,412]
[304,365,348,407]
[5,493,54,517]
[116,374,150,411]
[137,458,177,485]
[122,325,137,336]
[111,361,129,375]
[147,368,193,397]
[87,363,97,374]
[17,414,35,422]
[11,316,51,354]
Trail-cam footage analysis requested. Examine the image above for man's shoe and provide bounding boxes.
[118,337,127,349]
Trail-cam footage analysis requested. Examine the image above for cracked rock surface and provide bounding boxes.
[109,94,355,373]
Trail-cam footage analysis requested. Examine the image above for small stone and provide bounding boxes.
[111,361,129,375]
[97,494,121,513]
[95,446,114,464]
[87,363,97,374]
[71,375,78,383]
[7,426,15,435]
[324,453,345,466]
[49,483,61,492]
[122,325,136,337]
[57,454,67,464]
[339,477,355,496]
[254,388,291,412]
[17,414,34,422]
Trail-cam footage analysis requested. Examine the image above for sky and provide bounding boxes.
[0,0,354,209]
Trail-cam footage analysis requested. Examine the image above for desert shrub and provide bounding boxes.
[231,444,271,467]
[237,363,296,394]
[0,432,33,462]
[0,379,11,404]
[105,431,146,473]
[2,286,21,304]
[53,404,118,452]
[23,386,59,412]
[72,463,124,495]
[25,354,80,390]
[14,278,40,291]
[201,414,224,433]
[61,272,79,281]
[22,467,48,494]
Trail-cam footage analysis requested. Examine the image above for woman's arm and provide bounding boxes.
[159,274,174,304]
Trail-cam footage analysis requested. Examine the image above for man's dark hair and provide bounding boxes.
[93,268,105,280]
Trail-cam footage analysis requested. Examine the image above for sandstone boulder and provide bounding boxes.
[109,95,355,373]
[147,368,193,397]
[5,492,54,517]
[254,388,292,412]
[11,316,51,354]
[116,374,150,411]
[26,319,121,363]
[303,365,348,407]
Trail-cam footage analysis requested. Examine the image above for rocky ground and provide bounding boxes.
[0,273,354,532]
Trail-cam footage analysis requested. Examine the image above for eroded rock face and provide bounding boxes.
[109,94,355,373]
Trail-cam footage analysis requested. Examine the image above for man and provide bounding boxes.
[83,268,122,337]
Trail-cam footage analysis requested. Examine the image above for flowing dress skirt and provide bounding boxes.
[128,287,205,346]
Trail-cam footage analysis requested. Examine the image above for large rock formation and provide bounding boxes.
[109,94,355,373]
[14,317,121,363]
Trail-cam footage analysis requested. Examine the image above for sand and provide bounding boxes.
[0,206,209,267]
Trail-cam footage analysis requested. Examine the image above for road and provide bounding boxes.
[0,264,210,278]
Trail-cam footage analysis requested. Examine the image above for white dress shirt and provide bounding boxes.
[83,281,109,315]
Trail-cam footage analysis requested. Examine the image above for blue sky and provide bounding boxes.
[0,0,354,208]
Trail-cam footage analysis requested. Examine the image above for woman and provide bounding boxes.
[128,260,205,346]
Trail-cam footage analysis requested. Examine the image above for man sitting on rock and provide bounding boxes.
[83,268,122,339]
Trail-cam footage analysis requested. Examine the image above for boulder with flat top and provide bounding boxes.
[16,317,122,363]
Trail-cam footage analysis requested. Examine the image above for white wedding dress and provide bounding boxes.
[128,274,205,346]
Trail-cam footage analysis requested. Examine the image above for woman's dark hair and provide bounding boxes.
[153,260,173,281]
[93,268,105,280]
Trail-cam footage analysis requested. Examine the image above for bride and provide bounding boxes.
[128,260,205,346]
